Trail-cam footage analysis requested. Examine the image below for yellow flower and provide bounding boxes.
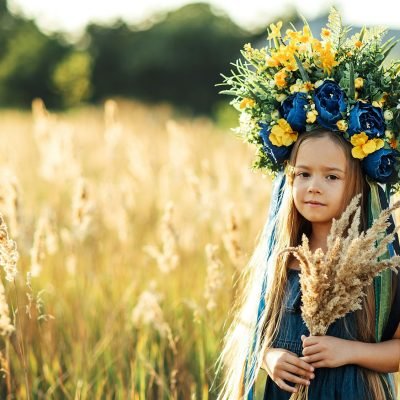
[299,25,312,43]
[285,60,299,71]
[390,138,398,149]
[350,132,368,147]
[354,77,364,89]
[350,132,384,159]
[239,98,255,109]
[317,41,338,75]
[306,110,318,124]
[302,82,314,92]
[274,69,288,88]
[336,120,348,131]
[311,38,323,52]
[269,44,297,69]
[270,119,298,146]
[290,83,302,93]
[372,92,388,108]
[284,29,301,43]
[266,55,280,67]
[321,28,331,39]
[355,40,363,48]
[268,21,283,40]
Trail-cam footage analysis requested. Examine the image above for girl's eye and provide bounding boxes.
[296,172,338,180]
[297,172,309,178]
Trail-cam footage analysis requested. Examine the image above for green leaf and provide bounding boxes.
[359,26,366,42]
[294,54,310,82]
[381,37,400,61]
[327,7,343,51]
[348,62,355,99]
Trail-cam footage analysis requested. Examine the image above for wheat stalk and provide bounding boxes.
[278,194,400,399]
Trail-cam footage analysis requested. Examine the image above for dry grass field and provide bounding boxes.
[0,99,397,399]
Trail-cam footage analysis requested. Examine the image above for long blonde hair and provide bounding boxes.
[214,130,390,400]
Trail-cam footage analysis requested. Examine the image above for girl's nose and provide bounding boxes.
[307,178,322,193]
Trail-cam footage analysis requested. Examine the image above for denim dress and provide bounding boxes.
[263,269,396,400]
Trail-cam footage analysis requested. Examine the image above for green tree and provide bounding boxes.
[0,19,70,108]
[52,51,92,107]
[85,3,260,114]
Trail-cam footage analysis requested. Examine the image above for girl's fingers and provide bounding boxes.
[302,353,324,364]
[275,378,298,394]
[283,361,315,380]
[281,370,311,386]
[286,354,314,373]
[301,335,318,346]
[310,361,326,368]
[302,344,321,356]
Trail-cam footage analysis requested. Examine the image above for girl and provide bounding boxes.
[214,10,400,400]
[261,129,400,399]
[214,129,400,400]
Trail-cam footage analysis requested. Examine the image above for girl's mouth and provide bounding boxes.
[305,201,325,207]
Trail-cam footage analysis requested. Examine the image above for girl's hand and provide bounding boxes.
[301,335,352,368]
[263,348,315,393]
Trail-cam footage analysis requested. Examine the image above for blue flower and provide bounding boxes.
[259,123,292,166]
[279,92,308,132]
[313,80,347,130]
[362,148,399,183]
[348,102,385,139]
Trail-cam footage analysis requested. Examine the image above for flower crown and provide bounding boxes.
[219,8,400,193]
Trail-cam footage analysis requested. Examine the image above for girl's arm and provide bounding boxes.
[301,325,400,373]
[351,337,400,373]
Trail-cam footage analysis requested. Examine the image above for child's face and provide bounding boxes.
[292,136,347,224]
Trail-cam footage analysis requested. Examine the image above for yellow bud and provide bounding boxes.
[336,120,348,132]
[306,110,318,124]
[354,77,364,89]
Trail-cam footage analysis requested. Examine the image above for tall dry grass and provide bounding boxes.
[0,99,274,398]
[0,99,398,398]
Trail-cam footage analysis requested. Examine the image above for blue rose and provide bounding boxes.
[348,102,385,139]
[362,148,399,183]
[259,122,292,166]
[313,80,347,130]
[279,92,308,132]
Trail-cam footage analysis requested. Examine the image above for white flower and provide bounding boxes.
[384,110,394,121]
[315,80,324,88]
[271,110,280,120]
[275,93,287,102]
[385,130,393,139]
[237,112,254,136]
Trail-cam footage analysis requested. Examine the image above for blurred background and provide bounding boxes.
[0,0,397,398]
[1,0,400,117]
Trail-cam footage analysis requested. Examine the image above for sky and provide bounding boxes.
[8,0,400,39]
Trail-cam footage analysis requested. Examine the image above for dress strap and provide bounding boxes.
[382,269,400,340]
